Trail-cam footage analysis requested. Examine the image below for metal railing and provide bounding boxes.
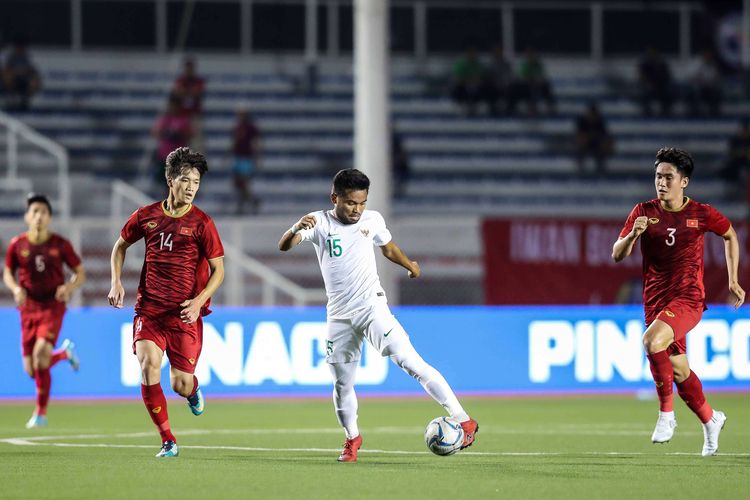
[110,180,326,306]
[0,111,71,222]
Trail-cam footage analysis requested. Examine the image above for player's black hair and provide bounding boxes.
[332,168,370,196]
[26,193,52,215]
[654,147,694,178]
[165,146,208,180]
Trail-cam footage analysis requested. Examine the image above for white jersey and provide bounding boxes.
[298,209,392,318]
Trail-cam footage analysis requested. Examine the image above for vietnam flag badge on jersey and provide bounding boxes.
[179,227,193,236]
[686,219,699,228]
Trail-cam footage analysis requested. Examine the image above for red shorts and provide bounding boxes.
[646,301,703,356]
[20,302,66,356]
[133,314,203,374]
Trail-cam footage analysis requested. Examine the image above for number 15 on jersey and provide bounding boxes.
[326,238,342,257]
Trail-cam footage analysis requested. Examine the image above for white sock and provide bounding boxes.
[659,410,675,420]
[329,361,359,439]
[386,340,467,421]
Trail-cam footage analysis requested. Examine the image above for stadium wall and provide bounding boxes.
[1,306,750,399]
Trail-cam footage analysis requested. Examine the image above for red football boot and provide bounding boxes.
[337,434,363,462]
[460,418,479,449]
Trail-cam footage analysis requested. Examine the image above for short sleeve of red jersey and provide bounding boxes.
[4,239,18,270]
[705,205,731,235]
[61,238,82,269]
[121,209,145,244]
[619,205,642,238]
[199,219,224,259]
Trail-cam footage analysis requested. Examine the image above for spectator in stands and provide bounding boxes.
[151,94,192,190]
[450,46,484,116]
[638,48,673,117]
[392,130,410,199]
[481,45,514,116]
[685,49,722,117]
[231,109,262,214]
[509,47,555,116]
[575,102,614,175]
[719,118,750,199]
[2,36,41,112]
[172,57,206,152]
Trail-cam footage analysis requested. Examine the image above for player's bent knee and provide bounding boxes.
[642,332,670,353]
[33,356,51,370]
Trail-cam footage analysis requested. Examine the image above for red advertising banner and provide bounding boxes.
[483,218,750,305]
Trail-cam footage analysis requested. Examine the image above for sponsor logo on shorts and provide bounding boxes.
[188,358,196,365]
[655,382,664,388]
[152,406,162,414]
[326,340,334,356]
[664,310,675,318]
[360,228,369,237]
[179,227,193,236]
[146,221,158,230]
[47,331,56,339]
[648,218,660,225]
[686,219,699,228]
[383,328,393,338]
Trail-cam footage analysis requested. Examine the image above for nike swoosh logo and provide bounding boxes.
[384,328,393,337]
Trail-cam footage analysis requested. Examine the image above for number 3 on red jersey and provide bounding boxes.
[665,228,676,246]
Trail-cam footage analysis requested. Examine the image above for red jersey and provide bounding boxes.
[4,233,82,310]
[173,75,205,115]
[121,201,224,318]
[619,198,731,317]
[233,119,260,157]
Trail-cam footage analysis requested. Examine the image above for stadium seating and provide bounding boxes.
[2,61,745,219]
[1,55,746,306]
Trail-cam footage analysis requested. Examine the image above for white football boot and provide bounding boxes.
[651,411,677,443]
[701,410,726,457]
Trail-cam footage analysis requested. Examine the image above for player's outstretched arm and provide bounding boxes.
[108,237,132,308]
[180,256,225,324]
[722,226,746,308]
[612,215,648,263]
[3,266,26,306]
[278,214,316,251]
[380,240,420,278]
[55,264,86,303]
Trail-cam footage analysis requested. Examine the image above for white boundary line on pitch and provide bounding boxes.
[2,441,750,457]
[0,426,721,440]
[1,431,749,457]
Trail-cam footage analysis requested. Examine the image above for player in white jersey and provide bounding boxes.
[279,168,478,462]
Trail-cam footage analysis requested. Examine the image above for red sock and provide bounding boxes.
[50,348,68,368]
[34,368,51,416]
[141,383,176,443]
[188,376,199,398]
[676,371,713,424]
[647,350,674,412]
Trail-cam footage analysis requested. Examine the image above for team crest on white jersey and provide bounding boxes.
[360,228,369,237]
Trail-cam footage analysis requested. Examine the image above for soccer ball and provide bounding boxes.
[424,416,465,456]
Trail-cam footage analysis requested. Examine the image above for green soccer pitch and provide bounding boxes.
[1,395,748,499]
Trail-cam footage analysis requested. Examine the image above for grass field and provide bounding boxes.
[0,395,748,499]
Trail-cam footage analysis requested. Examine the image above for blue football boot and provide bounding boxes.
[187,387,204,416]
[25,413,48,429]
[155,440,179,458]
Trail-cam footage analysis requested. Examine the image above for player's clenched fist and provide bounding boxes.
[407,261,421,279]
[729,281,746,309]
[631,216,649,237]
[11,286,26,307]
[294,214,317,232]
[108,283,125,308]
